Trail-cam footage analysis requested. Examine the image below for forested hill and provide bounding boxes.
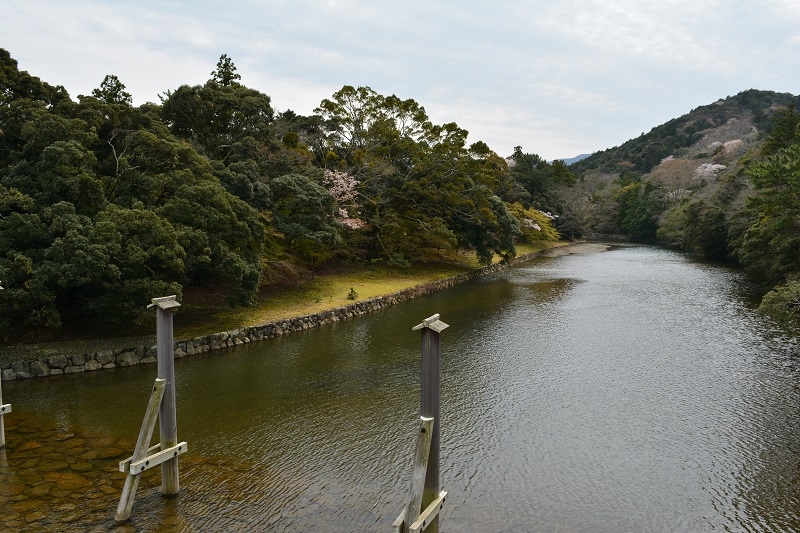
[4,48,799,340]
[570,90,798,176]
[559,89,800,330]
[0,50,567,342]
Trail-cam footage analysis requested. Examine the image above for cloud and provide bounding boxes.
[1,0,799,160]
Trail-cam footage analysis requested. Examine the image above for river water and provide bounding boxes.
[2,244,800,532]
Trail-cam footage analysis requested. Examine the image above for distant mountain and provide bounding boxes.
[555,153,592,165]
[569,89,799,177]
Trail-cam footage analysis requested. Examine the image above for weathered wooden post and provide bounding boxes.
[115,295,187,522]
[1,372,10,449]
[394,314,448,533]
[152,295,181,495]
[0,280,9,449]
[414,313,447,533]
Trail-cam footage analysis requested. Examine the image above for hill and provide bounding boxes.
[554,153,591,165]
[557,89,800,329]
[570,90,798,176]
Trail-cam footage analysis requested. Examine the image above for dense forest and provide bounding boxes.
[3,48,799,341]
[0,50,567,341]
[565,90,800,330]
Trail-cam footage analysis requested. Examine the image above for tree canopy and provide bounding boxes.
[0,51,562,341]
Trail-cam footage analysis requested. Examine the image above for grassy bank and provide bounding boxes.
[0,242,568,363]
[172,242,568,339]
[0,242,569,362]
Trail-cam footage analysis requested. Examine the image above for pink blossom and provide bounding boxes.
[324,169,365,229]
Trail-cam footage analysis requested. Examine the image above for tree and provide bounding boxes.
[161,80,274,162]
[506,146,572,213]
[211,54,241,86]
[736,142,800,285]
[91,74,132,105]
[270,173,340,273]
[761,103,799,156]
[613,179,663,242]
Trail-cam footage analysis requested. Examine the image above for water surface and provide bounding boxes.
[2,244,799,532]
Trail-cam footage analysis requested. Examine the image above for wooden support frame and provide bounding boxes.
[116,295,187,522]
[115,378,166,522]
[409,491,447,533]
[130,442,187,474]
[120,442,188,474]
[395,313,449,533]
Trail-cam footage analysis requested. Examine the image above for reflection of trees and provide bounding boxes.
[523,277,582,305]
[728,370,800,531]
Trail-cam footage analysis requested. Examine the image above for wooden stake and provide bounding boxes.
[0,375,10,449]
[1,280,8,449]
[412,314,448,533]
[153,296,180,495]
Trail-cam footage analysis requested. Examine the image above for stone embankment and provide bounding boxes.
[0,246,577,381]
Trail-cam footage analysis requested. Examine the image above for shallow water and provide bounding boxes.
[2,244,800,532]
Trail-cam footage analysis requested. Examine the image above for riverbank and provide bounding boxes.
[0,241,606,381]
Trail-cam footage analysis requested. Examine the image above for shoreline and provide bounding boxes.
[0,242,608,381]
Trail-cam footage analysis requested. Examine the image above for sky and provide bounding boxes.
[2,0,799,160]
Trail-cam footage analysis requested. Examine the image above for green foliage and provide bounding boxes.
[613,181,663,242]
[211,54,242,87]
[758,280,800,330]
[657,200,729,259]
[508,203,560,243]
[0,49,267,338]
[91,74,132,105]
[160,78,274,163]
[761,103,799,156]
[0,49,577,340]
[315,85,524,266]
[270,173,340,271]
[735,142,800,285]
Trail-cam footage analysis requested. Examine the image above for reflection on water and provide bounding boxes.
[2,244,800,532]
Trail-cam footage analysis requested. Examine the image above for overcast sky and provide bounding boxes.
[2,1,799,160]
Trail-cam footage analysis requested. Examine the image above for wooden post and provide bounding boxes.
[412,314,448,533]
[394,314,449,532]
[1,374,10,449]
[115,296,187,522]
[150,295,181,495]
[0,280,7,449]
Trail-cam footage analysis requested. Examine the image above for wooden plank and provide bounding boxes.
[119,443,161,473]
[115,378,166,522]
[403,417,434,532]
[420,327,442,533]
[393,509,407,533]
[409,491,447,533]
[130,442,187,474]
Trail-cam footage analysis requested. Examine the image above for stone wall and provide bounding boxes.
[0,248,554,381]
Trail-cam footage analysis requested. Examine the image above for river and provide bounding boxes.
[2,244,800,532]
